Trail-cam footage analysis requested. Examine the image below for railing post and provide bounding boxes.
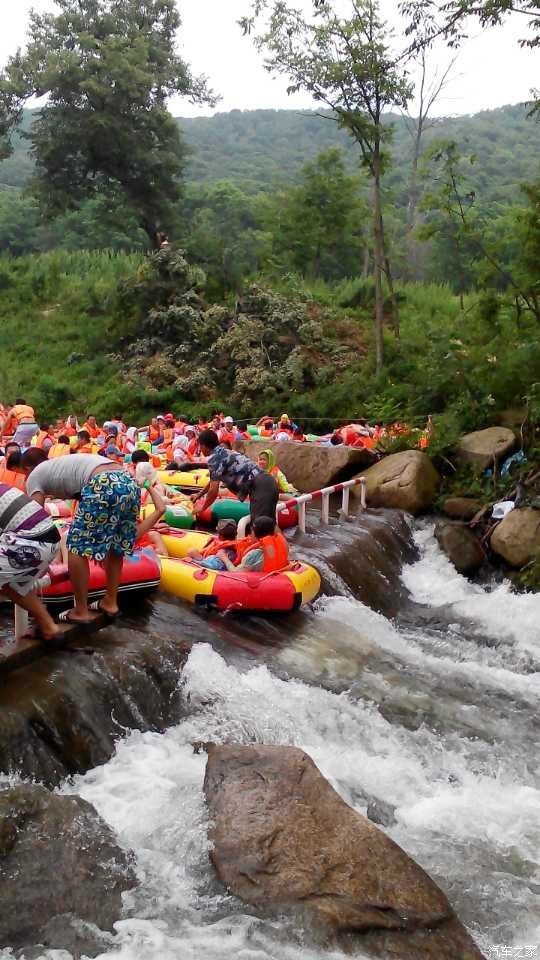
[341,486,350,517]
[321,492,330,524]
[359,478,367,511]
[298,501,307,534]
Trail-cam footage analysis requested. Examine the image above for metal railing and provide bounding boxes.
[237,476,367,539]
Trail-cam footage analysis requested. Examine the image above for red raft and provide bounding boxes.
[40,549,161,607]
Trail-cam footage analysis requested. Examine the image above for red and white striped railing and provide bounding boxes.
[237,476,367,539]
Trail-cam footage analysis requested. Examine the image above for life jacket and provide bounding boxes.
[258,428,274,438]
[187,438,199,458]
[260,532,289,573]
[48,442,71,459]
[83,421,100,439]
[0,467,26,492]
[64,426,77,438]
[219,429,236,446]
[149,426,160,444]
[32,430,52,450]
[202,536,253,562]
[75,443,94,455]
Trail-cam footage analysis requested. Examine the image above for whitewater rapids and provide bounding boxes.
[1,524,539,960]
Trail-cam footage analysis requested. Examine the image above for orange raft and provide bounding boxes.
[160,530,321,613]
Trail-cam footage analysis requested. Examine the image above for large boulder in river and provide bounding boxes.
[0,782,136,955]
[442,497,484,521]
[234,438,375,493]
[352,450,440,514]
[490,507,540,567]
[456,427,516,472]
[204,744,485,959]
[435,521,485,574]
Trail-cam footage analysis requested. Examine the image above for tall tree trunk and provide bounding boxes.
[362,243,370,278]
[379,212,399,340]
[372,145,384,375]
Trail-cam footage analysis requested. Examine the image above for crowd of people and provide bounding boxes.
[0,399,433,644]
[0,401,309,643]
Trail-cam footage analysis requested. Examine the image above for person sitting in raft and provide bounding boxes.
[192,430,279,523]
[123,426,139,457]
[257,418,275,438]
[0,441,21,467]
[82,415,100,439]
[48,434,71,459]
[0,450,27,491]
[0,480,66,642]
[234,420,251,441]
[257,449,296,500]
[72,430,94,455]
[292,427,306,443]
[216,516,289,573]
[64,414,79,438]
[188,519,238,570]
[22,448,142,624]
[32,423,56,454]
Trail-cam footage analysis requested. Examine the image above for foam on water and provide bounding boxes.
[4,521,540,960]
[403,526,540,653]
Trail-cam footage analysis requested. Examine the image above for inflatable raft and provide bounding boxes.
[158,468,209,489]
[41,549,161,607]
[158,529,320,613]
[198,496,298,530]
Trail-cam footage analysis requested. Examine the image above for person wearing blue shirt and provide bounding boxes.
[192,430,279,522]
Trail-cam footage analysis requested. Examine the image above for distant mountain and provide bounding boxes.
[1,104,539,207]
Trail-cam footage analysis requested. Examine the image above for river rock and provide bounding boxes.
[234,438,375,493]
[0,782,136,955]
[435,522,485,574]
[442,497,484,521]
[0,622,190,787]
[351,450,440,514]
[456,427,516,472]
[204,744,485,959]
[490,507,540,567]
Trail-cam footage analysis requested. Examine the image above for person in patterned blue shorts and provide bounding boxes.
[22,449,141,624]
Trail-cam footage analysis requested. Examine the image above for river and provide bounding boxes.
[1,511,539,960]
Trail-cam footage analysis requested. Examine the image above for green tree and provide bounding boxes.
[242,0,412,372]
[0,0,216,247]
[268,148,367,281]
[181,181,270,294]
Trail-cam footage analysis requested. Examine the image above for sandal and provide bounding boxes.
[88,600,120,621]
[58,609,97,626]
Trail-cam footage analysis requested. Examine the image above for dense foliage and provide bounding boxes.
[0,0,214,246]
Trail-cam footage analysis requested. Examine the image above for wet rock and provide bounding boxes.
[204,744,485,959]
[456,427,516,473]
[490,507,540,567]
[0,610,190,787]
[352,450,440,515]
[435,522,485,574]
[234,438,375,493]
[366,797,397,828]
[0,783,135,956]
[442,497,484,521]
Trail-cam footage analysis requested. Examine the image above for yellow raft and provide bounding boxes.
[158,469,209,489]
[159,529,321,613]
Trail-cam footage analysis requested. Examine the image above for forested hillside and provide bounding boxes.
[1,104,538,205]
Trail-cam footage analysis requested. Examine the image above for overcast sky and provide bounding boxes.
[1,0,537,119]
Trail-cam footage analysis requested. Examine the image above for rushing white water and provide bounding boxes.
[3,524,540,960]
